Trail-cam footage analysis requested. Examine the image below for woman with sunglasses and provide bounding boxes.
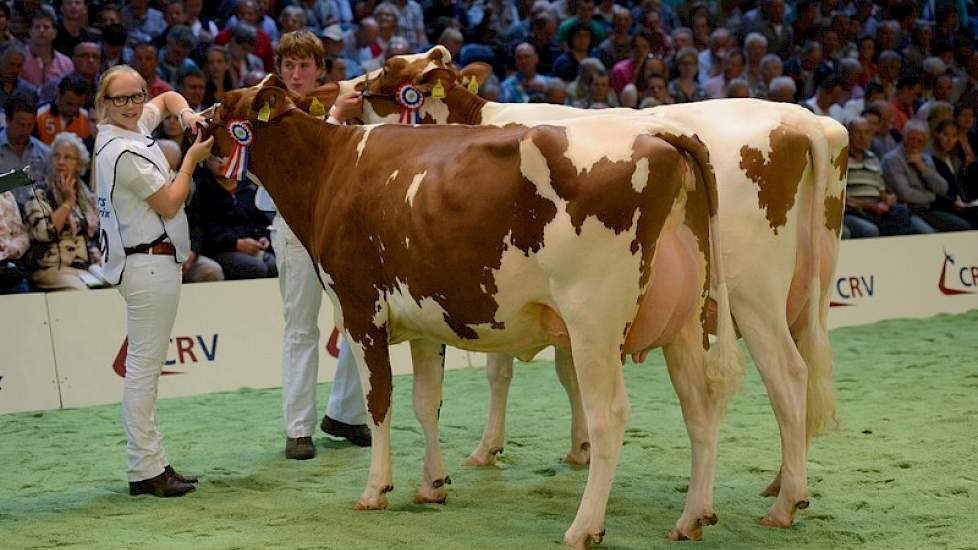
[93,65,214,497]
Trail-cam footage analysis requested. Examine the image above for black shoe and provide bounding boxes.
[286,436,316,460]
[320,415,372,447]
[129,470,196,497]
[164,465,198,484]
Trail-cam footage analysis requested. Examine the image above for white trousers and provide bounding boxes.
[272,215,368,438]
[118,254,181,482]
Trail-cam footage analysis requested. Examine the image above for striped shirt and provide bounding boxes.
[846,150,885,199]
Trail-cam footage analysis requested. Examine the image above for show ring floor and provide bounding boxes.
[2,311,976,549]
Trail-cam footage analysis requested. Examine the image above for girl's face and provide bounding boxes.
[678,54,697,78]
[162,114,183,139]
[207,49,228,78]
[570,29,591,53]
[103,72,146,132]
[936,123,959,153]
[52,142,81,179]
[957,108,975,132]
[649,77,667,99]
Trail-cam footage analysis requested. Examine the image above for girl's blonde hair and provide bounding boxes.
[94,65,147,122]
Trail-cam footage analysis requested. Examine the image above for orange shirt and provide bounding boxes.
[35,103,92,145]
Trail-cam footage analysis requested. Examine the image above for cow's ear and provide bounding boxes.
[460,62,492,87]
[261,73,288,90]
[296,83,339,117]
[251,86,293,122]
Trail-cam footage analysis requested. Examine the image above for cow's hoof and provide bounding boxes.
[563,442,590,466]
[562,528,604,549]
[354,494,389,510]
[463,447,501,467]
[668,514,716,541]
[414,477,450,504]
[760,497,808,527]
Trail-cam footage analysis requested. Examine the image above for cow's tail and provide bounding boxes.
[798,115,844,439]
[664,132,746,409]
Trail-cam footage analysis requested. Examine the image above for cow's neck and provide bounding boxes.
[247,113,358,255]
[443,86,487,124]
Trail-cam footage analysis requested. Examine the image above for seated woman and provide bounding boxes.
[930,118,978,229]
[24,132,107,290]
[0,190,31,294]
[620,55,670,108]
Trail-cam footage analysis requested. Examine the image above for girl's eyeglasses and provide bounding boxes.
[106,92,148,107]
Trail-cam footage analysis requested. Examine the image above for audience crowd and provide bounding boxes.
[0,0,977,294]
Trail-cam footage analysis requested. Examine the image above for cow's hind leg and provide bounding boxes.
[555,348,590,465]
[561,325,630,549]
[410,340,452,503]
[464,353,513,467]
[736,304,810,527]
[662,329,722,541]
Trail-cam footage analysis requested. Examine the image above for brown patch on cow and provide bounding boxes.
[739,125,810,234]
[444,86,486,124]
[365,94,400,118]
[833,146,849,182]
[823,193,845,238]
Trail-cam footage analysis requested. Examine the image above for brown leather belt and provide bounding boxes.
[125,242,176,256]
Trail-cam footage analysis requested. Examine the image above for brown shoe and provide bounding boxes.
[129,470,196,497]
[285,436,316,460]
[320,415,371,447]
[164,465,198,484]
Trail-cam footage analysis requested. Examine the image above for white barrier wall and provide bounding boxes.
[2,232,976,414]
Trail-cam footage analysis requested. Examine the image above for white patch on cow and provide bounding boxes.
[343,331,373,399]
[385,170,399,186]
[420,100,450,124]
[631,157,650,193]
[405,171,427,206]
[404,236,410,248]
[356,126,375,164]
[372,288,388,329]
[257,73,275,87]
[563,119,642,174]
[318,267,345,330]
[519,138,559,204]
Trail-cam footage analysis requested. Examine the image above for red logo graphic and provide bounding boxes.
[113,335,219,377]
[326,328,341,358]
[938,250,977,296]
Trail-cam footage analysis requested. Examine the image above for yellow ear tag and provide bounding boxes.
[432,78,446,99]
[467,76,480,94]
[257,101,271,122]
[309,97,326,117]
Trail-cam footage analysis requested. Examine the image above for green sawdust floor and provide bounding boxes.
[2,311,978,550]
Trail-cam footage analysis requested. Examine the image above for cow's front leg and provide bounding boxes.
[464,353,513,467]
[347,328,395,511]
[410,340,451,504]
[554,348,590,465]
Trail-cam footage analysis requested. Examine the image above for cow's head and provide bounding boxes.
[337,46,492,123]
[202,74,301,160]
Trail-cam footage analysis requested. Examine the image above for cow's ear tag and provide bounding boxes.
[467,76,479,94]
[309,97,326,117]
[432,79,446,99]
[257,101,271,122]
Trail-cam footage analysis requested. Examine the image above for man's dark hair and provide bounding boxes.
[102,23,128,47]
[896,75,921,90]
[818,75,843,91]
[179,67,206,85]
[58,74,93,97]
[31,5,57,27]
[863,81,885,99]
[861,105,882,118]
[4,91,38,119]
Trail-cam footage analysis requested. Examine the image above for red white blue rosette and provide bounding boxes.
[222,120,253,183]
[395,83,424,124]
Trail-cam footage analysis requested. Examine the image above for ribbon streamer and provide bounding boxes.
[222,120,254,183]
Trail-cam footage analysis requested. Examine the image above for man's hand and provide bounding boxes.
[236,238,262,255]
[258,236,270,250]
[330,92,363,122]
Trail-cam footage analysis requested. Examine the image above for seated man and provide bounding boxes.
[882,119,972,233]
[194,156,277,279]
[843,116,916,238]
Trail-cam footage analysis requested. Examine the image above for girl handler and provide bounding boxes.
[93,65,214,497]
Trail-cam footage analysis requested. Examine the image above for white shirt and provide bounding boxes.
[95,103,189,283]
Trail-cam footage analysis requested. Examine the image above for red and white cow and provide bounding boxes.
[322,46,848,530]
[206,76,743,548]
